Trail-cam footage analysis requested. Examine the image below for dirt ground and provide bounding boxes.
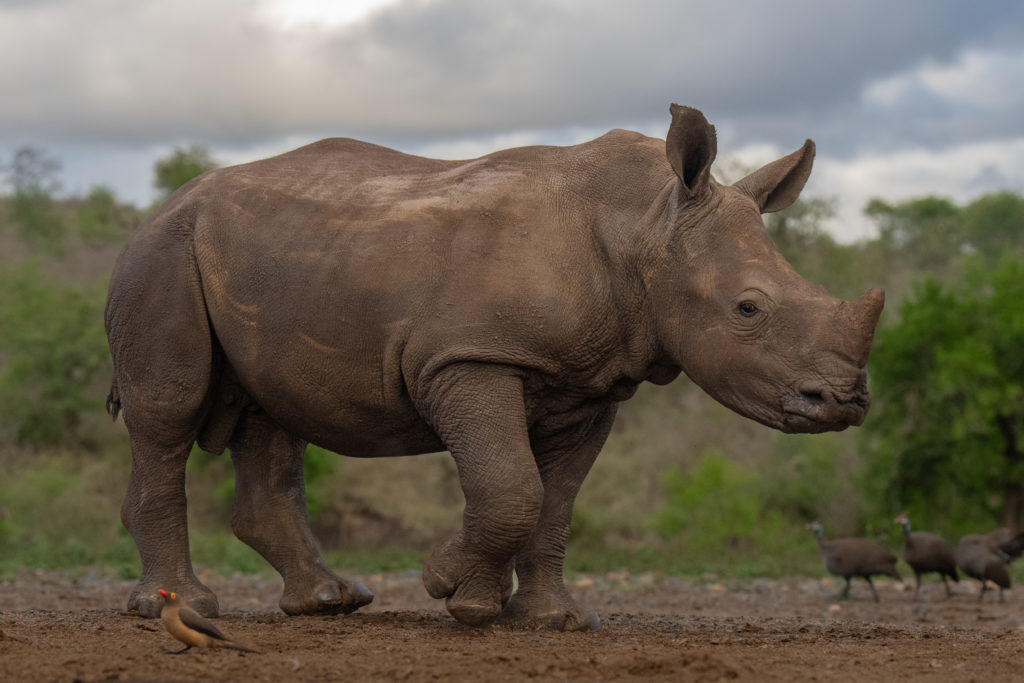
[2,568,1023,682]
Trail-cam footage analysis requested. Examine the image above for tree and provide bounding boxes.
[1,146,66,248]
[74,185,136,243]
[865,196,962,275]
[961,191,1024,268]
[765,196,888,302]
[865,255,1024,530]
[153,145,218,199]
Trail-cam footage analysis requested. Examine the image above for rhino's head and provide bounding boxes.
[649,105,883,434]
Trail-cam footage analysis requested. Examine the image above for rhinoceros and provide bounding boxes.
[104,104,883,630]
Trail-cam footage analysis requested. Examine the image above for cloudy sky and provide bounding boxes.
[1,0,1022,241]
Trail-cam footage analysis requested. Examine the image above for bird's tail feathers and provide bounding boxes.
[223,641,260,654]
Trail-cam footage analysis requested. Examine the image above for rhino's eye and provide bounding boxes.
[737,301,759,318]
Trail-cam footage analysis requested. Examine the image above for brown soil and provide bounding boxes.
[2,569,1023,681]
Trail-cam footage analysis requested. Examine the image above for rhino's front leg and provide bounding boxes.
[229,408,373,616]
[497,403,615,631]
[419,364,543,627]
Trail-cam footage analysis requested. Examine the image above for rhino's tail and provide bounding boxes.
[106,379,121,422]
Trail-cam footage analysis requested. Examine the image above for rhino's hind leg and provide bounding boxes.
[109,233,219,620]
[496,404,615,631]
[228,408,373,616]
[122,434,219,619]
[419,365,543,627]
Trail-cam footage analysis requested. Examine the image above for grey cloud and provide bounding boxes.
[1,0,1020,155]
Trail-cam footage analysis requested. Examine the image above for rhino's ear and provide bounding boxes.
[665,103,717,201]
[734,140,815,213]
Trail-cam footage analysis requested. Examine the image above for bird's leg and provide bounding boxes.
[838,577,852,600]
[913,573,922,601]
[866,576,880,602]
[942,575,952,598]
[166,645,192,655]
[978,580,987,602]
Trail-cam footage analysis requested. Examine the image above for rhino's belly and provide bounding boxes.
[217,320,444,456]
[284,408,445,458]
[246,370,445,458]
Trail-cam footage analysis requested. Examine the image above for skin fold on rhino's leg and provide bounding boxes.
[497,403,616,631]
[122,431,219,619]
[420,364,544,627]
[228,407,373,616]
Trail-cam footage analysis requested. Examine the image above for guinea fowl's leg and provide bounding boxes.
[865,576,879,602]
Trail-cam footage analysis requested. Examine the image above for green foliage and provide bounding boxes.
[766,197,891,302]
[656,449,761,546]
[74,186,134,244]
[865,254,1024,530]
[185,442,340,529]
[961,191,1024,267]
[866,196,962,271]
[323,547,427,573]
[304,445,339,520]
[0,261,110,446]
[651,449,821,575]
[7,187,66,250]
[0,454,138,578]
[153,145,218,199]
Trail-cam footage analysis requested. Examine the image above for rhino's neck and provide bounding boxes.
[583,174,683,389]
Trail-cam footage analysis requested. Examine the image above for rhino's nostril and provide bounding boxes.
[800,390,824,404]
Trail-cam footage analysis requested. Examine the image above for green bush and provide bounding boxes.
[655,449,760,549]
[0,454,138,578]
[0,261,110,447]
[649,448,828,577]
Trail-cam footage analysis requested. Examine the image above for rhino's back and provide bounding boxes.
[185,127,669,344]
[194,128,667,214]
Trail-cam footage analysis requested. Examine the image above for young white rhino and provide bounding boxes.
[105,104,884,631]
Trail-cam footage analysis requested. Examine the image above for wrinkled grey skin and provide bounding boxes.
[105,104,884,631]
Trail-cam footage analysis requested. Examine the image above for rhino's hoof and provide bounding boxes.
[495,593,602,631]
[422,563,456,600]
[447,598,503,628]
[280,579,373,616]
[497,608,601,631]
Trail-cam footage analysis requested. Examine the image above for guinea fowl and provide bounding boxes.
[956,534,1011,602]
[807,521,903,602]
[893,512,959,600]
[983,527,1024,562]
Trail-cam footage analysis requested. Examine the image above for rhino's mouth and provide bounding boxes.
[780,386,869,434]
